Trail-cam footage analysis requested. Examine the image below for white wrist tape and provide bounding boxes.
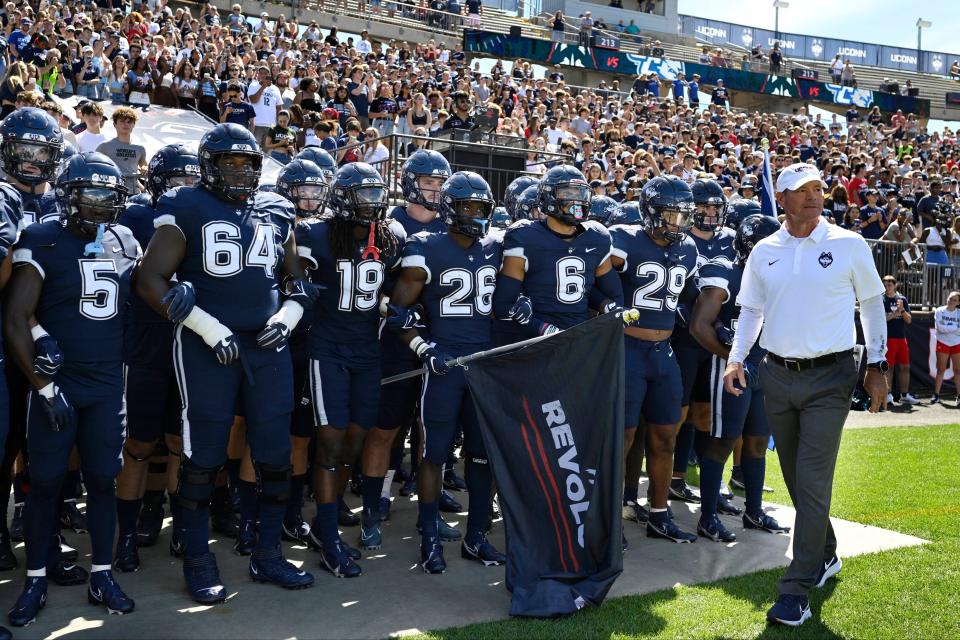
[379,296,390,317]
[267,300,304,332]
[30,325,49,341]
[182,306,233,349]
[39,382,56,400]
[409,336,429,358]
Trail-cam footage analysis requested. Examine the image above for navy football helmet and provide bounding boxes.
[439,171,495,238]
[55,152,128,234]
[401,149,451,211]
[275,158,329,218]
[328,162,388,224]
[588,195,619,226]
[734,214,780,263]
[147,144,200,203]
[538,165,591,226]
[504,175,539,219]
[197,123,262,202]
[640,176,695,243]
[0,107,64,185]
[725,198,762,230]
[515,184,540,220]
[609,201,643,226]
[491,206,512,229]
[690,179,728,231]
[295,147,337,182]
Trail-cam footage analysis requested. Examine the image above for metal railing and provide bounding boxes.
[864,238,960,309]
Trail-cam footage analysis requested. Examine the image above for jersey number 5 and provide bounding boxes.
[202,221,278,278]
[79,259,119,320]
[632,262,686,311]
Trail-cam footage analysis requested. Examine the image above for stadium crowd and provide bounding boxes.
[0,0,952,634]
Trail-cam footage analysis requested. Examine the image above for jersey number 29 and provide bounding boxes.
[632,262,686,311]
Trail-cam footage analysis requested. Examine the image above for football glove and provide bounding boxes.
[33,334,64,378]
[256,322,291,350]
[385,303,424,331]
[410,336,450,376]
[285,278,322,310]
[213,335,241,366]
[508,296,533,325]
[715,321,735,346]
[161,281,196,323]
[38,382,74,432]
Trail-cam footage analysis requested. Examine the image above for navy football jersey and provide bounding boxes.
[697,257,765,363]
[12,221,140,363]
[296,218,406,351]
[387,205,446,236]
[13,188,60,229]
[503,219,611,329]
[402,229,503,347]
[155,186,295,333]
[119,201,167,325]
[610,225,699,331]
[690,226,735,268]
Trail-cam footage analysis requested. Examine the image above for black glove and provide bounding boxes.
[385,303,424,331]
[508,295,533,325]
[419,345,450,376]
[286,278,322,310]
[38,383,74,432]
[256,322,291,349]
[33,334,64,378]
[213,335,241,365]
[161,281,196,323]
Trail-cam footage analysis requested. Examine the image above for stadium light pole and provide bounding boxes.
[773,0,789,41]
[917,19,932,72]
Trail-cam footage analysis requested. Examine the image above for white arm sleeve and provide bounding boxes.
[728,305,764,364]
[860,295,888,363]
[182,306,232,349]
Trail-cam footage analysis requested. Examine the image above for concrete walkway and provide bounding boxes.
[6,473,926,640]
[844,401,959,429]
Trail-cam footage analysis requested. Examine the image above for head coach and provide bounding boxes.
[722,162,888,627]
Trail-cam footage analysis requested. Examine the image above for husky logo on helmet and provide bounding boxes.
[147,143,202,204]
[0,107,64,186]
[56,152,129,236]
[439,171,495,238]
[588,195,619,226]
[539,165,592,226]
[641,176,695,244]
[734,213,780,263]
[400,149,451,211]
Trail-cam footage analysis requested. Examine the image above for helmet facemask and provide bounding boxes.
[693,199,727,232]
[291,181,329,218]
[546,182,592,226]
[68,184,127,237]
[343,184,388,224]
[3,139,61,185]
[447,198,493,238]
[205,152,262,201]
[653,201,695,243]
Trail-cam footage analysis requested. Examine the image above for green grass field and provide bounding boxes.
[420,424,960,640]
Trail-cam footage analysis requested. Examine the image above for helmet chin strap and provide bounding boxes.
[361,222,380,261]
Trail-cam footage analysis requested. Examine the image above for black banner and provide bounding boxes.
[465,313,624,617]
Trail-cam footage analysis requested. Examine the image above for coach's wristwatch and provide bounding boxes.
[867,360,890,373]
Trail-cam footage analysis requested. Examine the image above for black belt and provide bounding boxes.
[766,349,853,372]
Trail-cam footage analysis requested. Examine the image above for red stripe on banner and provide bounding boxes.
[522,397,581,573]
[519,419,569,573]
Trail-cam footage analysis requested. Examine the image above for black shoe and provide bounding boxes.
[50,559,89,586]
[211,505,240,539]
[698,514,737,542]
[60,500,87,534]
[717,495,744,516]
[439,489,462,513]
[59,534,78,563]
[9,504,23,542]
[113,533,140,573]
[743,512,791,534]
[668,479,700,503]
[281,514,311,545]
[8,576,46,627]
[234,520,257,556]
[399,474,417,497]
[348,477,362,497]
[416,517,462,542]
[88,570,135,615]
[338,500,360,527]
[136,502,164,547]
[0,531,15,571]
[646,516,697,543]
[443,469,467,492]
[420,536,446,574]
[719,482,734,500]
[461,533,505,566]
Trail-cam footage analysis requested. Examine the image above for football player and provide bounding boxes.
[372,149,462,540]
[386,171,505,572]
[136,123,317,602]
[113,144,201,572]
[588,195,620,227]
[725,199,761,231]
[296,162,403,577]
[690,214,790,541]
[610,176,699,543]
[669,179,740,514]
[5,153,138,624]
[502,175,538,220]
[274,157,332,547]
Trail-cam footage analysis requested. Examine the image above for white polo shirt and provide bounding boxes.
[735,218,885,359]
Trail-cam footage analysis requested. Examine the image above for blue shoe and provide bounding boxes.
[439,489,462,513]
[281,514,311,545]
[340,535,362,561]
[183,552,227,604]
[815,555,842,588]
[49,559,88,586]
[668,479,700,503]
[8,576,46,627]
[114,532,140,573]
[697,515,737,543]
[420,536,446,574]
[318,541,362,578]
[417,516,462,542]
[647,515,697,543]
[443,469,467,492]
[378,497,392,522]
[88,570,135,615]
[234,520,257,556]
[305,526,361,560]
[743,512,791,534]
[136,502,164,547]
[249,547,314,590]
[359,508,382,550]
[461,534,506,566]
[766,594,811,626]
[717,495,743,516]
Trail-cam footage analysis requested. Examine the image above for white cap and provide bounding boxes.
[776,162,826,192]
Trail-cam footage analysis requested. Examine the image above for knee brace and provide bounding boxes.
[176,457,219,511]
[254,461,292,505]
[123,445,151,464]
[148,458,169,475]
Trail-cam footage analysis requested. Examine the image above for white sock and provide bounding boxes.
[26,568,45,578]
[381,470,395,499]
[91,564,111,573]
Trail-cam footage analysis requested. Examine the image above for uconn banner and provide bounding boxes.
[465,313,624,617]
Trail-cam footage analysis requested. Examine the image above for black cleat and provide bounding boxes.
[461,534,506,566]
[318,541,362,578]
[113,533,140,572]
[743,512,791,534]
[420,536,446,574]
[668,479,700,503]
[60,500,87,534]
[136,502,164,547]
[249,547,314,589]
[281,515,311,545]
[698,515,737,542]
[234,520,257,556]
[338,500,360,527]
[50,559,89,586]
[59,534,78,564]
[9,504,24,542]
[211,504,240,539]
[439,489,462,513]
[717,495,744,516]
[169,529,185,558]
